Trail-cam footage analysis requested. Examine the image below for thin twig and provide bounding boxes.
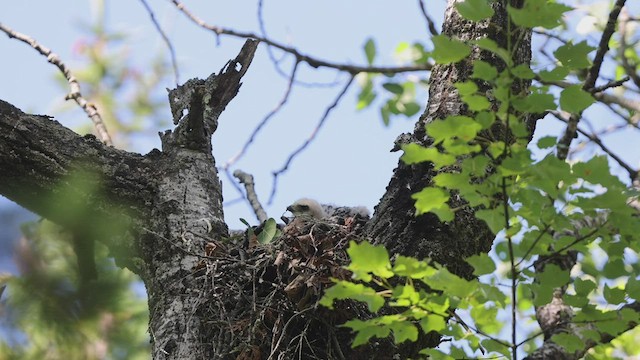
[170,0,432,75]
[138,0,180,86]
[556,0,626,160]
[536,77,640,113]
[268,76,355,204]
[590,76,629,93]
[584,0,626,91]
[501,177,518,360]
[618,8,640,88]
[233,169,268,223]
[224,61,299,170]
[417,0,439,36]
[551,110,638,182]
[0,23,113,145]
[515,224,551,268]
[223,168,249,205]
[524,225,603,271]
[257,0,286,75]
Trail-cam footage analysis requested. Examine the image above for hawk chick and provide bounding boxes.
[286,198,370,225]
[286,198,327,220]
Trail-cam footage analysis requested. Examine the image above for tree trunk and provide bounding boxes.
[366,0,532,280]
[0,1,535,358]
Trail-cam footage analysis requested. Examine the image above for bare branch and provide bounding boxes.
[618,8,640,89]
[551,110,638,182]
[591,76,630,93]
[138,0,180,86]
[268,76,355,204]
[557,0,626,160]
[0,22,113,145]
[170,0,432,75]
[257,0,286,75]
[224,62,299,170]
[417,0,439,36]
[233,170,268,223]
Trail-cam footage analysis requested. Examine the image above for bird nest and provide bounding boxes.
[193,214,393,359]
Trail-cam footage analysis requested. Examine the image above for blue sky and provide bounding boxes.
[0,1,447,231]
[1,0,639,356]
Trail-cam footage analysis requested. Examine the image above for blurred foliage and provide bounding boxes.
[0,219,149,360]
[53,0,171,149]
[356,38,428,126]
[0,0,175,357]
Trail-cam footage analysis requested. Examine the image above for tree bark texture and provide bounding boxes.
[0,40,258,359]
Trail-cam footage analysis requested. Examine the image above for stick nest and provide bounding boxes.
[193,214,395,359]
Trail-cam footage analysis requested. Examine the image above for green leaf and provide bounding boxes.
[512,93,556,113]
[455,81,478,96]
[574,278,596,296]
[539,66,570,81]
[424,267,478,298]
[462,155,490,176]
[481,339,511,357]
[572,156,618,186]
[603,284,626,304]
[472,60,498,81]
[551,333,584,353]
[471,304,501,334]
[559,85,595,113]
[382,82,404,94]
[344,319,390,347]
[320,281,385,312]
[456,0,494,21]
[538,264,570,288]
[393,256,437,278]
[554,41,594,69]
[427,115,482,143]
[364,38,376,65]
[564,293,588,307]
[508,0,572,29]
[602,258,627,279]
[537,136,557,149]
[511,64,535,79]
[390,321,418,344]
[593,318,627,337]
[419,314,447,333]
[419,348,452,359]
[476,208,505,234]
[401,143,456,169]
[432,35,471,64]
[466,253,496,276]
[475,111,495,129]
[346,241,394,281]
[433,173,469,190]
[462,95,491,111]
[392,284,420,306]
[498,149,532,176]
[411,187,453,221]
[626,277,640,301]
[257,218,279,244]
[527,154,573,197]
[381,103,391,126]
[401,101,421,117]
[475,38,512,65]
[356,76,376,110]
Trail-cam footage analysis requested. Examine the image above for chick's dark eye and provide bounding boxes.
[300,205,309,210]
